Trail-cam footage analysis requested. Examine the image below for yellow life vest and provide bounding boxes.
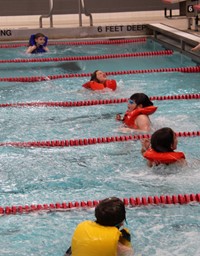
[71,220,130,256]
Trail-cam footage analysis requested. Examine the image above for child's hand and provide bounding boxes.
[140,138,150,155]
[116,114,122,121]
[141,138,150,149]
[43,46,49,52]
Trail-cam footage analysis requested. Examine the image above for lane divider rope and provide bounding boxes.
[0,37,146,49]
[0,66,199,82]
[0,50,173,64]
[0,93,199,108]
[0,131,199,148]
[1,193,200,215]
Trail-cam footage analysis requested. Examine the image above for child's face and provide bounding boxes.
[127,99,137,111]
[35,36,45,46]
[96,71,107,83]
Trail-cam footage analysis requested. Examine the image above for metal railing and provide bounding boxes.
[0,0,179,28]
[39,0,54,28]
[39,0,93,28]
[79,0,93,26]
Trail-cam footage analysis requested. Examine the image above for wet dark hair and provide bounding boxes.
[28,33,46,47]
[90,70,100,83]
[130,93,153,107]
[151,127,175,152]
[95,197,126,227]
[34,33,46,39]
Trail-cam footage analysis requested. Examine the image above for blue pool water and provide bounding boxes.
[0,38,200,256]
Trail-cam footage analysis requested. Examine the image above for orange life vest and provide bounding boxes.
[144,148,185,164]
[82,79,117,91]
[123,106,157,129]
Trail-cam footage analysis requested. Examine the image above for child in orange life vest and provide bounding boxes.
[26,33,49,54]
[116,93,157,132]
[65,197,134,256]
[141,127,186,167]
[82,70,117,91]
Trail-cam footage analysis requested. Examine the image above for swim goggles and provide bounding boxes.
[128,99,135,104]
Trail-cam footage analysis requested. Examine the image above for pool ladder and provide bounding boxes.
[39,0,93,28]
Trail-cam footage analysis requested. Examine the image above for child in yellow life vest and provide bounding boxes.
[116,93,157,132]
[141,127,186,167]
[65,197,134,256]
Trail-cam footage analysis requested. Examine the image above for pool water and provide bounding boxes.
[0,39,197,78]
[0,38,200,256]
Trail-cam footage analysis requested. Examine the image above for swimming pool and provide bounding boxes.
[0,37,200,256]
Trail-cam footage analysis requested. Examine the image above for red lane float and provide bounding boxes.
[0,66,199,83]
[0,93,199,108]
[0,131,199,148]
[0,37,146,49]
[162,0,186,3]
[0,50,173,64]
[0,193,200,215]
[194,4,200,11]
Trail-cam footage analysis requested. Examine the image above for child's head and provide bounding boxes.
[34,33,46,46]
[90,70,107,83]
[95,197,126,227]
[151,127,178,152]
[130,93,153,108]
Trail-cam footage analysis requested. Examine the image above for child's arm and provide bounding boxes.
[26,45,37,54]
[140,138,150,155]
[177,158,187,167]
[117,242,134,256]
[43,46,49,52]
[141,138,153,167]
[118,228,134,255]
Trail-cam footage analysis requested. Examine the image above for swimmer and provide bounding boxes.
[141,127,186,167]
[82,70,117,91]
[116,93,157,132]
[26,33,49,54]
[65,197,134,256]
